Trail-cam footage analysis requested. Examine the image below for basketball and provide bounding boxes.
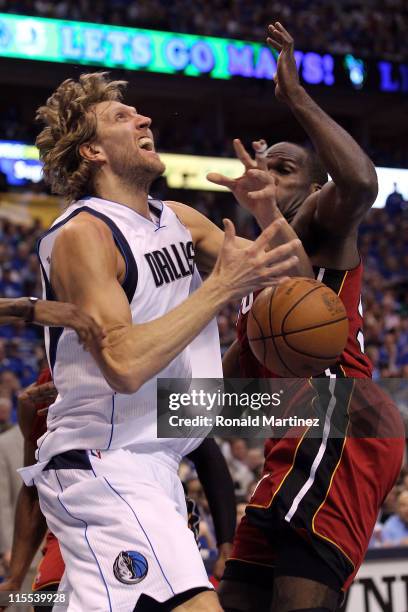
[247,278,349,377]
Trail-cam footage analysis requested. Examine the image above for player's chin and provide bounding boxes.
[147,155,166,177]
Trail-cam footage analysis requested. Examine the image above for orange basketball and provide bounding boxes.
[247,278,349,377]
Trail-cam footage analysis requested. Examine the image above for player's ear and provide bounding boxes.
[79,142,106,164]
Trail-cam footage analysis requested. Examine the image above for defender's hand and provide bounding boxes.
[267,22,302,103]
[207,139,279,220]
[18,381,57,416]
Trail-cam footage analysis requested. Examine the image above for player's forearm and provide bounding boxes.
[7,486,47,588]
[188,439,236,545]
[0,298,32,325]
[94,276,231,394]
[287,86,377,197]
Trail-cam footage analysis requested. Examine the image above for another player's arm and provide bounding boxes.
[268,22,378,233]
[187,439,236,580]
[0,297,104,350]
[168,200,311,277]
[50,214,299,394]
[0,444,47,595]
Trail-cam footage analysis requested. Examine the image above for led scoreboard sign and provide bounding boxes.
[0,13,406,92]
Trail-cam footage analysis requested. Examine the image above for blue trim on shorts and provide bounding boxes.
[54,471,113,612]
[44,449,92,471]
[103,477,175,597]
[106,394,115,450]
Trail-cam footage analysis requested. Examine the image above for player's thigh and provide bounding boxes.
[218,578,272,612]
[271,576,340,612]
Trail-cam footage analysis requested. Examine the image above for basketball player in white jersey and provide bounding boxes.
[18,73,310,612]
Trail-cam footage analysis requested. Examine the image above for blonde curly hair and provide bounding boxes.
[36,72,127,202]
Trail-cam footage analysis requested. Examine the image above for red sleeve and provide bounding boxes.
[28,368,52,444]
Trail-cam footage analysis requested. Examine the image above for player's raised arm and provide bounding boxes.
[267,22,378,233]
[51,213,299,394]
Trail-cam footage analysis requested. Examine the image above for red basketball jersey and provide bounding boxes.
[237,262,373,379]
[28,368,52,444]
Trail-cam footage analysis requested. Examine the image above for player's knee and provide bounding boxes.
[218,579,272,612]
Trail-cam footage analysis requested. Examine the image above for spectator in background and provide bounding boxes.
[0,396,12,433]
[246,447,264,476]
[380,485,401,523]
[385,182,405,217]
[0,422,24,575]
[236,502,247,528]
[381,490,408,546]
[186,477,218,561]
[225,439,255,498]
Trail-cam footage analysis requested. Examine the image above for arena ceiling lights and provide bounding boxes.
[0,13,406,93]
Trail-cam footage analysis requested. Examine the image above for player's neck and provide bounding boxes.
[95,174,151,219]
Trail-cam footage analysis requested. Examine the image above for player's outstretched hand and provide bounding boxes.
[207,138,279,221]
[211,218,299,299]
[34,301,106,351]
[267,22,301,104]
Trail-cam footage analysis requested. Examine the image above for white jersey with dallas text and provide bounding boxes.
[30,196,221,473]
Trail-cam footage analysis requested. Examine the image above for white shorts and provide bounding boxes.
[34,448,212,611]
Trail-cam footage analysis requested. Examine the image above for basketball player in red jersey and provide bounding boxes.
[210,23,405,612]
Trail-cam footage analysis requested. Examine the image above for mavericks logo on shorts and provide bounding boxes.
[113,551,148,585]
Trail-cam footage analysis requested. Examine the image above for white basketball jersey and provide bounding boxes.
[35,196,222,467]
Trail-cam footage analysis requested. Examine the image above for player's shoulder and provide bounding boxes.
[165,200,203,231]
[56,210,115,249]
[166,200,193,219]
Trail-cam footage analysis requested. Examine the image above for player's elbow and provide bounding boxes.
[109,374,142,395]
[105,365,144,395]
[351,166,378,204]
[356,176,378,203]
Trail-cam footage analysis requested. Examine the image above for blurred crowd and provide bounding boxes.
[1,0,407,61]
